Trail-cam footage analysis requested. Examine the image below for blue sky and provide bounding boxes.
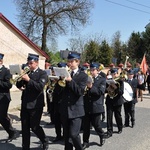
[0,0,150,50]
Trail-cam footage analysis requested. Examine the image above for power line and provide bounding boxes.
[105,0,150,14]
[126,0,150,9]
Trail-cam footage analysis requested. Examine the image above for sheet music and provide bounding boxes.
[45,69,52,76]
[9,64,22,75]
[53,67,70,77]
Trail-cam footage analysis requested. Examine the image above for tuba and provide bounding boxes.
[106,76,121,98]
[10,66,30,85]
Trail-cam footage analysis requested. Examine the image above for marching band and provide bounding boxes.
[0,51,149,150]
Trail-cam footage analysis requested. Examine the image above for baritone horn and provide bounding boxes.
[10,66,30,85]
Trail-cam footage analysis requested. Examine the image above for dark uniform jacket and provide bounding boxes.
[52,81,64,112]
[59,69,88,119]
[16,68,48,109]
[0,65,12,104]
[84,75,106,114]
[106,79,124,106]
[99,71,106,78]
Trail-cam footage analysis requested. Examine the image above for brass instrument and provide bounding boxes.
[58,67,71,87]
[46,77,57,100]
[107,76,121,98]
[10,66,30,85]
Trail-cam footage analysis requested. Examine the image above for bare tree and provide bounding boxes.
[14,0,94,51]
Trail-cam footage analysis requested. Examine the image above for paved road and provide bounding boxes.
[0,90,150,150]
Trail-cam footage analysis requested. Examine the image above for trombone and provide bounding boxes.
[10,66,30,85]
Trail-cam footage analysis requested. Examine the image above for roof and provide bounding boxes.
[0,13,49,60]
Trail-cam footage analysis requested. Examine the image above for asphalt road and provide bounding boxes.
[0,91,150,150]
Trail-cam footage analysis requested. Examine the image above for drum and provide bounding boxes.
[123,82,133,101]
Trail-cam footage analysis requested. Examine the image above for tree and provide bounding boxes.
[99,40,112,66]
[14,0,94,51]
[111,31,122,65]
[84,40,100,63]
[127,32,143,64]
[141,27,150,63]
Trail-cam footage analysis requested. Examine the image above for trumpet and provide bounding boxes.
[10,66,30,85]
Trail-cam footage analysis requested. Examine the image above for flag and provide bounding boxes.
[140,54,148,74]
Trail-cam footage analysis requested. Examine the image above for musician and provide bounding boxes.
[98,63,106,122]
[16,53,49,150]
[82,63,106,149]
[59,52,88,150]
[105,68,124,138]
[0,53,18,142]
[45,66,55,125]
[123,70,138,128]
[52,62,67,142]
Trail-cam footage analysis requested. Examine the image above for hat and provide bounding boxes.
[57,62,67,68]
[127,69,134,75]
[81,66,88,71]
[67,52,80,60]
[127,62,132,67]
[90,62,99,69]
[110,68,118,74]
[82,62,90,67]
[27,53,39,61]
[109,63,114,67]
[0,53,4,59]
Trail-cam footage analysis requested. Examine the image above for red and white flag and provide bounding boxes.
[140,54,148,74]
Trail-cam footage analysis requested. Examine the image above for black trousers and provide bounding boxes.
[124,102,135,125]
[83,113,104,143]
[61,116,83,150]
[54,109,62,138]
[21,107,46,149]
[106,104,123,135]
[0,102,14,136]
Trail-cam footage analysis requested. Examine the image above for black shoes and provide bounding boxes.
[42,138,49,150]
[52,136,63,142]
[105,133,112,139]
[131,122,135,128]
[82,142,89,149]
[100,136,105,146]
[123,124,129,128]
[6,130,19,143]
[118,130,122,134]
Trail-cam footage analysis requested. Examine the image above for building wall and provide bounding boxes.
[0,18,46,91]
[0,19,46,69]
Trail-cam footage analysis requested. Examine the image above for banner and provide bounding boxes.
[140,54,148,74]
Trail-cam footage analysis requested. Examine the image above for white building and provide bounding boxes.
[0,13,49,91]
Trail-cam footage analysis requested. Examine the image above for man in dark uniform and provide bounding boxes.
[0,53,18,142]
[105,68,124,138]
[52,62,67,142]
[123,69,138,128]
[16,53,49,150]
[59,52,88,150]
[82,63,106,149]
[98,63,106,122]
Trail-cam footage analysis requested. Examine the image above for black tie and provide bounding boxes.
[71,71,74,77]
